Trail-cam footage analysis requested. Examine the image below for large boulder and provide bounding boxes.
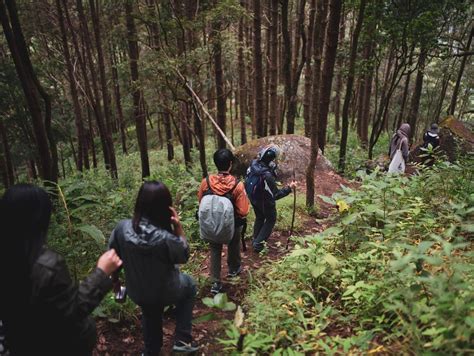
[233,134,336,185]
[411,116,474,162]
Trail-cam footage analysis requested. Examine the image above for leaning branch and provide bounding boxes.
[174,67,236,151]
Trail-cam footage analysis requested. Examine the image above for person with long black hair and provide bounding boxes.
[109,181,198,355]
[0,184,122,355]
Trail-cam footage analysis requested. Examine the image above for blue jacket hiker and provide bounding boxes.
[245,147,297,253]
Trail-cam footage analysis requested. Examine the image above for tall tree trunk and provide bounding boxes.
[110,45,128,154]
[360,40,374,147]
[303,0,316,137]
[333,13,345,135]
[408,49,427,140]
[238,1,248,143]
[280,0,291,133]
[338,0,366,172]
[0,0,54,182]
[57,0,85,172]
[318,0,341,154]
[305,0,328,209]
[163,109,174,161]
[75,0,113,174]
[448,26,473,116]
[213,22,227,149]
[87,107,97,169]
[253,0,264,137]
[125,0,149,178]
[268,0,279,136]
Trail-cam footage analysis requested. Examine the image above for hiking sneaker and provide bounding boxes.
[172,340,199,354]
[227,266,242,278]
[210,282,223,295]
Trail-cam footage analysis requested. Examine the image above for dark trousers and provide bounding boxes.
[209,225,242,283]
[140,273,196,355]
[252,204,277,252]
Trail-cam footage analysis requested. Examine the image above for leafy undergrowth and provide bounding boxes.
[221,158,474,355]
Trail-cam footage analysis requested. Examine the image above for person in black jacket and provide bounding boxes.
[0,184,122,356]
[246,147,297,253]
[109,181,198,355]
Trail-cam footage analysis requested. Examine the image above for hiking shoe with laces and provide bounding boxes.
[227,266,242,278]
[172,340,199,354]
[210,282,222,295]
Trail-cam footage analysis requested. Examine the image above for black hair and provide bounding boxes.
[132,181,173,233]
[0,184,52,310]
[213,148,234,171]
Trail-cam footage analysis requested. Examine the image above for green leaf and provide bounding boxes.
[310,264,326,278]
[324,253,338,268]
[418,241,434,254]
[193,312,217,324]
[75,225,105,244]
[213,293,228,308]
[202,297,215,308]
[318,195,335,205]
[222,302,237,311]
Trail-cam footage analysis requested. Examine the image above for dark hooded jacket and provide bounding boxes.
[1,248,112,355]
[108,219,189,306]
[389,123,411,162]
[247,159,291,208]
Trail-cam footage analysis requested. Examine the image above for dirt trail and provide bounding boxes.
[93,178,344,355]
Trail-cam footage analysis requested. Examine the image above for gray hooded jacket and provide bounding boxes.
[109,219,189,306]
[389,123,411,162]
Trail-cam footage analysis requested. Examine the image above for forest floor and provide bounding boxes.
[93,175,348,356]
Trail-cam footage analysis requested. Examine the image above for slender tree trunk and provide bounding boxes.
[75,0,113,173]
[0,0,55,182]
[125,0,149,178]
[318,0,341,154]
[87,107,97,169]
[110,45,127,154]
[163,109,174,161]
[280,0,291,133]
[268,0,279,136]
[213,22,227,149]
[253,0,264,137]
[408,49,427,140]
[360,41,374,147]
[303,0,316,137]
[238,2,248,143]
[338,0,366,172]
[333,13,345,135]
[305,0,328,209]
[448,27,473,116]
[57,0,85,172]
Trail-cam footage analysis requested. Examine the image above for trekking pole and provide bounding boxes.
[286,168,296,250]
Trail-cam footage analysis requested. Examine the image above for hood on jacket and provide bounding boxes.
[206,173,240,195]
[397,123,411,138]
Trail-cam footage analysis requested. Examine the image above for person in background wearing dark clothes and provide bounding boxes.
[423,123,440,149]
[0,184,122,356]
[421,123,440,166]
[109,181,198,355]
[246,147,297,253]
[389,123,411,164]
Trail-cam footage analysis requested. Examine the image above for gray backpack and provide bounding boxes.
[199,176,239,244]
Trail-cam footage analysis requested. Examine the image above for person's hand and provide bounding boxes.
[289,180,297,189]
[97,249,122,276]
[170,207,185,236]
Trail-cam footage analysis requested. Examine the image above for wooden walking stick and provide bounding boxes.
[286,168,296,250]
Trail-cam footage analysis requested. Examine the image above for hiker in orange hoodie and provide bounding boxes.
[198,149,250,294]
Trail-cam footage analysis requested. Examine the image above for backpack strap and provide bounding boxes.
[204,175,214,195]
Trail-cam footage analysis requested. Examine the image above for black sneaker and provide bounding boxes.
[172,340,199,353]
[227,266,242,278]
[210,282,222,295]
